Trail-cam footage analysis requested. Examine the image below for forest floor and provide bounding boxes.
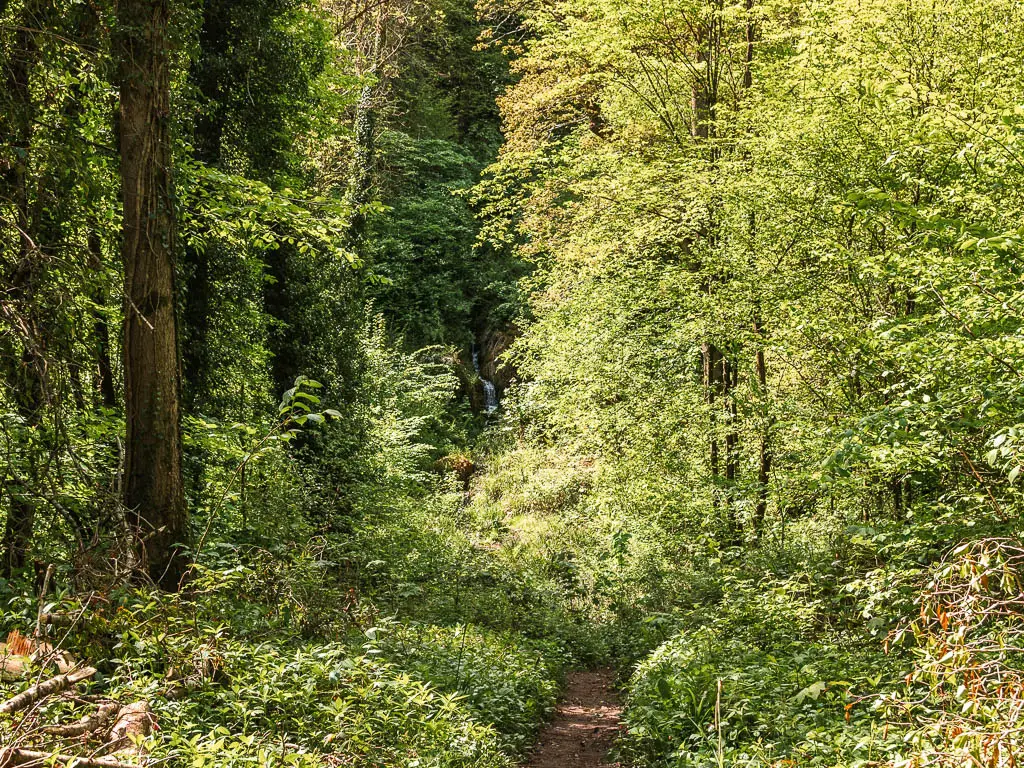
[524,669,623,768]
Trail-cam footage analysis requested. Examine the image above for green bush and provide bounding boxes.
[620,577,902,768]
[376,622,566,754]
[156,642,514,768]
[1,578,517,768]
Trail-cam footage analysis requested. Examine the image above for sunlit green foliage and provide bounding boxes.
[471,0,1024,764]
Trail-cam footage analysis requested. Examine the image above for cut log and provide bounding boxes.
[0,666,96,716]
[4,630,32,657]
[42,701,121,736]
[1,629,77,677]
[0,748,141,767]
[105,701,154,755]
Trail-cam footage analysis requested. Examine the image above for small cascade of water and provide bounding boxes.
[472,344,499,414]
[481,379,498,414]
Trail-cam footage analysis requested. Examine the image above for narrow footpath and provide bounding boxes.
[525,669,623,768]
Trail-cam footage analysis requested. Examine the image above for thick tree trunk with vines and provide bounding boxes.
[117,0,189,589]
[348,82,378,243]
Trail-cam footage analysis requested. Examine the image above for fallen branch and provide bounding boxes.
[42,701,121,737]
[38,613,81,628]
[0,666,96,716]
[0,748,140,767]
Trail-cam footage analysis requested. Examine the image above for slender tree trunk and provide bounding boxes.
[692,42,711,141]
[88,230,118,409]
[753,316,771,534]
[182,243,212,409]
[722,350,740,541]
[743,0,754,90]
[892,475,903,515]
[117,0,189,589]
[702,342,722,504]
[724,354,738,487]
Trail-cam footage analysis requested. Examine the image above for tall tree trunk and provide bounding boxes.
[1,0,47,576]
[117,0,189,589]
[181,4,226,412]
[746,0,769,537]
[694,16,733,517]
[40,5,107,416]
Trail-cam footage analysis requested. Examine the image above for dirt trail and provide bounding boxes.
[525,669,623,768]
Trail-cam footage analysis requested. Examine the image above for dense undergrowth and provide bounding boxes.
[4,386,1023,768]
[457,433,1024,768]
[0,481,575,766]
[0,333,585,764]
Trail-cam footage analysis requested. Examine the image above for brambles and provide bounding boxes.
[883,539,1024,768]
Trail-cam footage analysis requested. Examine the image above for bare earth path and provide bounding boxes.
[525,669,623,768]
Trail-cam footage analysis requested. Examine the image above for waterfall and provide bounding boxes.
[472,344,499,414]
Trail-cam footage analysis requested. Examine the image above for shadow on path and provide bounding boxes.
[525,669,623,768]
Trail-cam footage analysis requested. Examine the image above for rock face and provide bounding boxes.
[478,327,517,397]
[456,326,519,415]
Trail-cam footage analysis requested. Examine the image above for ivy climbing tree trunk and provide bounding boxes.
[347,4,385,245]
[117,0,190,589]
[348,82,378,242]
